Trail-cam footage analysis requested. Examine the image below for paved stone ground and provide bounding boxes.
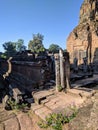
[0,87,94,130]
[31,87,95,121]
[31,74,98,121]
[66,90,98,130]
[0,104,34,130]
[71,74,98,87]
[0,75,98,130]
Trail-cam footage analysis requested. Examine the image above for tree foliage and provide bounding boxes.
[28,33,45,53]
[16,39,26,52]
[2,39,26,58]
[48,44,61,53]
[3,41,16,57]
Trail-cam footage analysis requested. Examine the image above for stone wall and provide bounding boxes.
[67,0,98,64]
[0,57,53,92]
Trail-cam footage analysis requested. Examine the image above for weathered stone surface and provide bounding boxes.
[33,90,54,104]
[0,123,5,130]
[59,49,65,88]
[71,74,98,88]
[67,88,95,98]
[86,92,98,129]
[67,91,98,130]
[0,112,16,123]
[31,103,43,112]
[0,53,54,93]
[17,113,33,130]
[4,117,20,130]
[35,106,52,121]
[67,0,98,64]
[68,101,93,130]
[31,103,52,121]
[54,53,61,91]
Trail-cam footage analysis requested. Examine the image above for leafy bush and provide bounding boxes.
[57,85,62,92]
[38,106,78,130]
[7,98,28,111]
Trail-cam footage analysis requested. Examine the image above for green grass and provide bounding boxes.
[38,106,78,130]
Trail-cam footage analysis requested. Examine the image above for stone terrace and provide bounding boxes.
[30,74,98,121]
[0,74,97,130]
[0,104,34,130]
[31,86,95,121]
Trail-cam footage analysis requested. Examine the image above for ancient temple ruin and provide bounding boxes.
[54,49,71,91]
[0,51,55,92]
[67,0,98,64]
[0,50,71,96]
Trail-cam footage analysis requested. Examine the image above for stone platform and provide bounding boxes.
[0,104,34,130]
[31,87,95,121]
[71,74,98,88]
[0,74,97,129]
[30,74,98,121]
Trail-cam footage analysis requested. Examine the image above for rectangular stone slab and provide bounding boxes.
[33,90,54,104]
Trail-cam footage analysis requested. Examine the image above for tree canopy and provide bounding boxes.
[3,41,16,57]
[48,44,61,53]
[28,33,45,53]
[16,39,26,52]
[2,39,26,58]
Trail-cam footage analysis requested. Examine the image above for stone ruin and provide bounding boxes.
[0,51,54,105]
[0,50,71,105]
[1,0,98,110]
[54,49,71,91]
[0,50,54,91]
[67,0,98,68]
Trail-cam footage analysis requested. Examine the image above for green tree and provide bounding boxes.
[28,33,45,53]
[48,44,61,53]
[16,39,26,52]
[2,41,16,57]
[63,49,67,52]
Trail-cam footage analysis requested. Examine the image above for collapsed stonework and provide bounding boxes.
[0,49,72,106]
[67,0,98,64]
[54,49,71,91]
[0,51,55,93]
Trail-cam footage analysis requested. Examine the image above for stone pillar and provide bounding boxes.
[54,54,61,92]
[64,52,71,89]
[87,25,92,65]
[59,49,65,89]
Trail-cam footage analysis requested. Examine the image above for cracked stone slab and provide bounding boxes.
[17,113,33,130]
[0,123,5,130]
[4,116,20,130]
[33,90,54,104]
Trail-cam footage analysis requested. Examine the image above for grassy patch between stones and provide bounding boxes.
[38,106,78,130]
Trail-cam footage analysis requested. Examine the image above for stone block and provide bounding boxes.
[33,90,54,104]
[4,116,19,130]
[17,113,33,130]
[31,103,43,112]
[0,123,5,130]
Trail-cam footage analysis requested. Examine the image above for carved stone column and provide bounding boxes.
[59,49,65,89]
[54,54,61,92]
[64,52,71,89]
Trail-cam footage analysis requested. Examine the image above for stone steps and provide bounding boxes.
[0,104,34,130]
[67,88,95,98]
[0,105,19,130]
[4,116,20,130]
[17,113,34,130]
[33,89,55,104]
[31,103,52,121]
[31,89,89,121]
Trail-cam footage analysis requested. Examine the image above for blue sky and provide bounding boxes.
[0,0,83,52]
